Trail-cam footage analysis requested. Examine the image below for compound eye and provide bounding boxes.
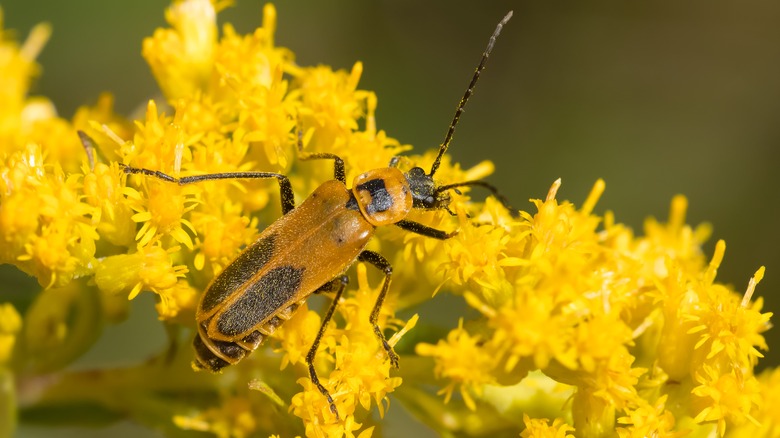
[408,167,426,177]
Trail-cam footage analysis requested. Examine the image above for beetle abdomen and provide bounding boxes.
[193,302,301,372]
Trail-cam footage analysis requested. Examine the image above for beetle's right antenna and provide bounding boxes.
[429,11,513,177]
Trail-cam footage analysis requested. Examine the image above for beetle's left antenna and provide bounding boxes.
[77,130,96,171]
[429,11,513,177]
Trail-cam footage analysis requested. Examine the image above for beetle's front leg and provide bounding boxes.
[357,250,399,368]
[395,219,458,240]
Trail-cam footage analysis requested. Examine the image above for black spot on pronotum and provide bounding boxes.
[201,234,277,313]
[356,178,393,214]
[216,265,305,336]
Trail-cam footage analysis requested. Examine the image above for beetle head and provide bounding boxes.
[405,166,451,211]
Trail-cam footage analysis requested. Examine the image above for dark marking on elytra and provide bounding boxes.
[216,265,304,336]
[201,234,277,313]
[356,178,393,214]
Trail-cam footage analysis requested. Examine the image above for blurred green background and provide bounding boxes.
[2,0,779,434]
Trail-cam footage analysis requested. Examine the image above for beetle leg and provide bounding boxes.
[436,180,519,218]
[306,275,348,419]
[356,250,400,369]
[295,130,346,184]
[297,152,346,185]
[312,276,346,294]
[395,219,458,240]
[121,166,297,214]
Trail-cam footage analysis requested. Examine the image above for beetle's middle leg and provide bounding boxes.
[356,250,400,368]
[306,275,349,419]
[295,130,346,184]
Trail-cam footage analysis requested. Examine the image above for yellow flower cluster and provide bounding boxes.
[417,179,772,436]
[521,414,575,438]
[0,1,776,437]
[2,1,418,436]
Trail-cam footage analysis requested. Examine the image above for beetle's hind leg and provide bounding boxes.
[121,165,298,215]
[306,275,349,419]
[356,250,400,368]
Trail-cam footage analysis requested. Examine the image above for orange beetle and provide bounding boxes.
[121,11,514,417]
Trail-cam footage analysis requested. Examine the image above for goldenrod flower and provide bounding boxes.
[521,414,575,438]
[417,179,772,436]
[0,2,775,437]
[616,395,681,438]
[729,367,780,437]
[0,11,50,142]
[1,144,98,287]
[142,0,220,100]
[95,243,188,302]
[173,396,258,438]
[415,319,497,410]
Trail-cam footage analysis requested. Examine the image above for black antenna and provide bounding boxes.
[77,130,96,171]
[429,10,513,177]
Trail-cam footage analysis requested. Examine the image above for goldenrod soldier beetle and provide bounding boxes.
[121,10,515,418]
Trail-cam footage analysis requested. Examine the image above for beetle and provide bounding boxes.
[121,11,515,417]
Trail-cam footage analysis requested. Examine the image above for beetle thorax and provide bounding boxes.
[351,167,413,226]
